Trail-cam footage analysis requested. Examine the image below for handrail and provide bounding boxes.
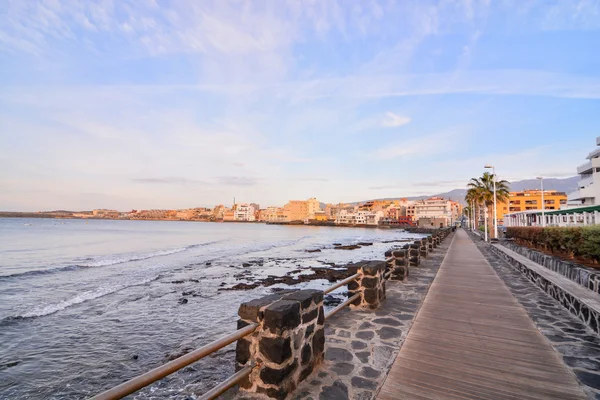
[90,323,258,400]
[324,293,360,320]
[384,270,392,280]
[198,364,254,400]
[323,273,360,294]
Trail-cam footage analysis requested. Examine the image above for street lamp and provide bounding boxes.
[537,176,545,227]
[484,165,498,239]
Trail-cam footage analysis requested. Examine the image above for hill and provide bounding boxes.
[361,176,578,205]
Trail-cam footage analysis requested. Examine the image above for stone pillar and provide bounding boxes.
[419,238,428,258]
[427,235,434,252]
[347,261,386,309]
[407,243,420,267]
[384,248,409,281]
[236,289,325,400]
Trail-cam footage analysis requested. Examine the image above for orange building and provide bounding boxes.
[497,190,567,225]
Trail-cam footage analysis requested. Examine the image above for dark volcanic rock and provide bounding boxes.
[334,245,361,250]
[306,249,322,253]
[178,298,188,304]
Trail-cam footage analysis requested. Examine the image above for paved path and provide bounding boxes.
[377,229,588,400]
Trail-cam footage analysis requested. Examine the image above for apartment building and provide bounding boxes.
[335,210,384,225]
[234,204,256,221]
[568,136,600,207]
[414,197,459,227]
[494,190,567,225]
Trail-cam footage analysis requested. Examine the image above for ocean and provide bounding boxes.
[0,218,422,399]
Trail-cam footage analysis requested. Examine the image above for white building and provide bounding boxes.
[414,197,458,227]
[234,204,256,221]
[568,136,600,207]
[505,206,600,227]
[334,210,384,225]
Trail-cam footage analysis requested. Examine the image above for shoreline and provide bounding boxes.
[0,215,442,234]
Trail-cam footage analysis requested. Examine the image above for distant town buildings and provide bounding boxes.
[413,197,462,228]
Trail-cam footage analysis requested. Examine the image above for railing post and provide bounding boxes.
[427,235,434,251]
[419,238,428,258]
[385,248,409,281]
[236,290,325,400]
[408,243,420,267]
[347,261,386,309]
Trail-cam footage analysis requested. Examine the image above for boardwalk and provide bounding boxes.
[378,229,588,400]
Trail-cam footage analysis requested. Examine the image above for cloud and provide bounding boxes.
[381,112,411,128]
[131,177,204,185]
[370,130,463,160]
[217,176,261,186]
[295,178,329,182]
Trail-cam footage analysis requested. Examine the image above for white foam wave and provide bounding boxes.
[78,246,194,267]
[19,275,161,318]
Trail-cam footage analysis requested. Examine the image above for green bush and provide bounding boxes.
[478,225,485,233]
[506,226,600,263]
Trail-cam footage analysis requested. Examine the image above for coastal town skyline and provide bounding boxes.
[1,1,598,211]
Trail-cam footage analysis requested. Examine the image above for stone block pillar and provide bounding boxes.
[384,249,409,281]
[408,243,420,267]
[419,238,428,258]
[236,290,325,400]
[427,235,434,251]
[347,261,386,309]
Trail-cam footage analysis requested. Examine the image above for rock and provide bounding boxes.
[132,354,139,360]
[355,331,374,340]
[357,242,373,246]
[334,245,361,250]
[351,376,377,390]
[320,381,348,400]
[355,351,370,363]
[377,327,401,340]
[171,280,185,284]
[373,317,402,327]
[178,298,188,304]
[260,337,292,364]
[323,295,343,307]
[242,263,251,267]
[325,347,353,362]
[205,262,211,266]
[306,249,322,253]
[351,341,367,350]
[331,362,354,375]
[360,366,381,378]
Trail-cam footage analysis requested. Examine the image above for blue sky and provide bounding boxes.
[1,0,599,211]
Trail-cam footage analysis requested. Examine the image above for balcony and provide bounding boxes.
[578,175,594,189]
[577,161,593,175]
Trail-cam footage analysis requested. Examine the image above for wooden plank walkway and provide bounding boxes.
[377,229,588,400]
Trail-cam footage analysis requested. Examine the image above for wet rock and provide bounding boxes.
[323,295,343,307]
[357,242,373,246]
[242,263,251,267]
[178,298,188,305]
[132,354,139,360]
[306,249,322,253]
[334,245,361,250]
[171,280,185,284]
[205,262,211,266]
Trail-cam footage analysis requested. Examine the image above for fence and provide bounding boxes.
[91,230,450,400]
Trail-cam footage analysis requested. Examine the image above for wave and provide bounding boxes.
[0,242,217,280]
[1,274,162,325]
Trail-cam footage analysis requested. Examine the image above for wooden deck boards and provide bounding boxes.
[377,229,587,400]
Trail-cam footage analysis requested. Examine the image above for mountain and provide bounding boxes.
[361,176,578,205]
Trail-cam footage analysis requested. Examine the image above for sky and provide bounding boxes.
[1,0,599,211]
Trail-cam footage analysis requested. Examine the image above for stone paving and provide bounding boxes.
[290,234,454,400]
[471,234,600,400]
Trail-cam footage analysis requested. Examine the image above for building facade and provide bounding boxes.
[568,136,600,207]
[413,197,459,227]
[234,204,256,221]
[495,190,568,225]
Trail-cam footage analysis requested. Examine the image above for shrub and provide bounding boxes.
[506,226,600,263]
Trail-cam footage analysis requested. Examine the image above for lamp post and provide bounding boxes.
[484,165,498,239]
[537,176,545,227]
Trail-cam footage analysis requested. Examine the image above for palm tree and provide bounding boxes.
[466,172,510,239]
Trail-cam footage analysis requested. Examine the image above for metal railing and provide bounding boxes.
[91,323,258,400]
[91,267,389,400]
